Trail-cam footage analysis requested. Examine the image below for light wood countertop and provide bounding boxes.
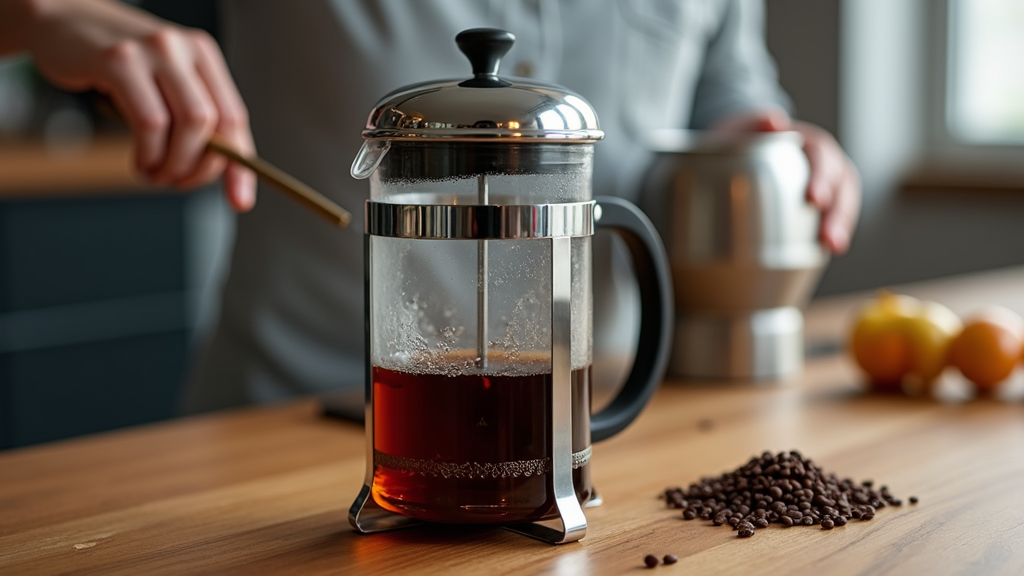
[4,267,1024,575]
[0,136,144,197]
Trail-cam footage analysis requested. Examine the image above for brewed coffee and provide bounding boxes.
[372,351,592,524]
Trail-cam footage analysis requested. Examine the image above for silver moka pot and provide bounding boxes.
[640,130,827,380]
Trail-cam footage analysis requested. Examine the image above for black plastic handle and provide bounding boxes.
[590,197,674,442]
[456,28,514,88]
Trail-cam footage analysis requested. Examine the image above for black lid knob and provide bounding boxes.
[456,28,514,88]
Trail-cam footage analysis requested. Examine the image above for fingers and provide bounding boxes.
[711,107,791,134]
[146,30,217,185]
[100,41,169,174]
[749,108,790,132]
[800,125,842,210]
[96,26,255,210]
[151,29,256,211]
[819,163,861,255]
[223,162,258,212]
[194,31,256,210]
[795,122,861,254]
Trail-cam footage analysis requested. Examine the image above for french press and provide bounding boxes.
[348,29,673,544]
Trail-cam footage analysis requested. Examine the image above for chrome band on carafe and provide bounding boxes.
[365,200,596,240]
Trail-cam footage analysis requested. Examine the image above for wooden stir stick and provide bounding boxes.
[207,134,352,228]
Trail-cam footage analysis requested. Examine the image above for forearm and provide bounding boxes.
[690,0,790,129]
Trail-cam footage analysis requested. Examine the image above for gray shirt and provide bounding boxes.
[182,0,787,412]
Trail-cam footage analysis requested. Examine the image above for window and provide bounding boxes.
[947,0,1024,144]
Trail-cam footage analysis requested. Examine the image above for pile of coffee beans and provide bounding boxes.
[664,450,916,538]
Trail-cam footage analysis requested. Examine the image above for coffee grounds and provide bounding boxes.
[663,450,910,538]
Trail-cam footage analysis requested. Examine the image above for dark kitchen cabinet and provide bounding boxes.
[0,194,194,449]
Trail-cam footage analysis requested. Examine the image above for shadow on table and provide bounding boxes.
[205,510,564,574]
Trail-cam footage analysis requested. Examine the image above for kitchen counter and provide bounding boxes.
[0,136,142,197]
[4,266,1024,575]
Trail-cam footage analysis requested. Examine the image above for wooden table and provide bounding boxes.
[4,267,1024,575]
[0,136,144,198]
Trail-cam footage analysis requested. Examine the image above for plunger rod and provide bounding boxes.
[477,175,489,369]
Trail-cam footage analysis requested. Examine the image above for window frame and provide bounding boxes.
[925,0,1024,168]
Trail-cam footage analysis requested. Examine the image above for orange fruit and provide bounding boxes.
[848,292,961,393]
[849,293,917,391]
[901,301,962,389]
[947,307,1024,392]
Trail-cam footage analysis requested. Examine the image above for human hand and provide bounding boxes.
[19,0,255,210]
[711,109,861,255]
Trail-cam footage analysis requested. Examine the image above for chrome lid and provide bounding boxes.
[361,29,604,143]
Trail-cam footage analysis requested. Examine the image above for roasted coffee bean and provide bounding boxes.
[738,526,755,538]
[821,517,835,530]
[644,554,660,568]
[833,515,848,526]
[909,496,918,505]
[683,509,697,520]
[781,515,794,527]
[663,554,678,565]
[814,495,836,507]
[753,518,769,528]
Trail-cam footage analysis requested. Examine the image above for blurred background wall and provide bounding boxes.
[2,0,1022,448]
